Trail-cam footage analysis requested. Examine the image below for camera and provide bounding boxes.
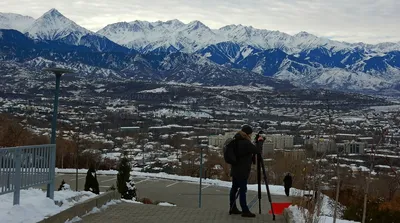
[254,131,267,142]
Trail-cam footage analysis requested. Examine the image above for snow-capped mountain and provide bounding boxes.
[97,20,220,53]
[1,8,400,95]
[0,13,34,32]
[25,8,90,42]
[98,20,399,55]
[15,9,130,53]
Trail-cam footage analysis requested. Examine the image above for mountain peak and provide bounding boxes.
[164,19,184,26]
[42,8,63,18]
[294,31,316,38]
[25,8,91,41]
[129,20,154,30]
[187,20,208,30]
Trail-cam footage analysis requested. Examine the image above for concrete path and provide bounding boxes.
[51,174,291,213]
[81,202,285,223]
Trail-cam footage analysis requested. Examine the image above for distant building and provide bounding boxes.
[357,137,374,145]
[343,140,366,154]
[336,133,357,142]
[313,138,337,153]
[266,134,294,149]
[262,139,274,155]
[209,133,294,153]
[208,132,236,148]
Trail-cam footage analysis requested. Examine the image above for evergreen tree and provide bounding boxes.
[117,154,136,199]
[58,179,71,191]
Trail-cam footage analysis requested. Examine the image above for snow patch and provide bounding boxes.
[138,87,168,93]
[65,216,82,223]
[121,198,143,204]
[0,188,96,223]
[158,202,176,206]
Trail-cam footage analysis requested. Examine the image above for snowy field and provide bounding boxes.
[0,187,96,223]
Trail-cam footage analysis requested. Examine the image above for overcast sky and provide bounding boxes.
[1,0,399,44]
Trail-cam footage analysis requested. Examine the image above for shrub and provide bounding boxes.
[343,191,400,223]
[117,154,137,200]
[58,179,71,191]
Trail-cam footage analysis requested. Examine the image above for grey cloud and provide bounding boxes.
[0,0,399,43]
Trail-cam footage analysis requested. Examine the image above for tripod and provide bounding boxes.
[256,152,276,221]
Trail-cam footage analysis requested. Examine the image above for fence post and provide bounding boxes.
[47,145,56,199]
[13,148,21,205]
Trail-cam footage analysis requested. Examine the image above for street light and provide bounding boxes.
[120,126,142,165]
[43,67,74,197]
[43,68,75,144]
[198,139,208,208]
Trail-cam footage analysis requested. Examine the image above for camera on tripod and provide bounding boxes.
[255,131,267,142]
[254,130,276,220]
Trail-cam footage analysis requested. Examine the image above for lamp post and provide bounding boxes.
[120,126,141,166]
[44,68,74,144]
[43,68,74,197]
[198,147,204,208]
[198,137,208,208]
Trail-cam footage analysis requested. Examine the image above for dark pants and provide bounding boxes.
[230,177,249,212]
[284,187,290,196]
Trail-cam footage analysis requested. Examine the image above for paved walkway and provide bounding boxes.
[81,202,285,223]
[51,174,292,212]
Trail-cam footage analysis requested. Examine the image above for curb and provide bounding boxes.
[39,190,121,223]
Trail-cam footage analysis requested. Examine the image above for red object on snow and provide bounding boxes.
[268,202,292,215]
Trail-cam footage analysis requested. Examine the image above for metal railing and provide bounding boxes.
[0,144,56,205]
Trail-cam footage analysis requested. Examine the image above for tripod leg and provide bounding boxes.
[257,155,262,214]
[259,154,276,221]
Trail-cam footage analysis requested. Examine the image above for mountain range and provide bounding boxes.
[0,8,399,95]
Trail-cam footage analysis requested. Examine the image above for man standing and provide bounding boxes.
[283,173,293,197]
[229,125,264,218]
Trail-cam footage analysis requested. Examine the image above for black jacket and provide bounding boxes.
[230,132,262,180]
[283,175,293,188]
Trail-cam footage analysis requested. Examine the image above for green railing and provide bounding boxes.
[0,144,56,205]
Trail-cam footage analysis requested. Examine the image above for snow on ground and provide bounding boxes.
[101,152,121,161]
[152,108,213,118]
[288,205,359,223]
[0,188,96,223]
[65,200,122,222]
[369,104,400,112]
[121,198,143,204]
[337,117,365,123]
[158,202,176,206]
[138,87,168,93]
[319,216,359,223]
[65,216,82,223]
[204,85,274,92]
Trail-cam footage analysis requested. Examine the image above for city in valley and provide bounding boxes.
[1,72,399,199]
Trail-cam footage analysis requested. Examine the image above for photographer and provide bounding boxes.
[229,125,265,218]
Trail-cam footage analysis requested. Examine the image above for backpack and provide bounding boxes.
[223,138,237,165]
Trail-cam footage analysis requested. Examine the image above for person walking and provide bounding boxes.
[283,173,293,197]
[229,125,264,218]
